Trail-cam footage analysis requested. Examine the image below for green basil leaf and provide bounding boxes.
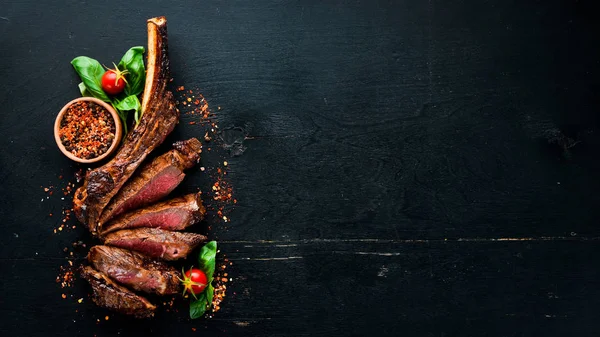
[189,284,214,319]
[189,242,217,319]
[114,95,140,114]
[118,46,146,97]
[198,241,217,281]
[205,283,214,308]
[189,297,207,319]
[114,94,141,125]
[71,56,110,102]
[78,82,91,97]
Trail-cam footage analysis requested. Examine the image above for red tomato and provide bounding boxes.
[182,268,208,295]
[101,66,127,95]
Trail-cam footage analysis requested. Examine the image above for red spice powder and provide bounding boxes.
[59,101,115,159]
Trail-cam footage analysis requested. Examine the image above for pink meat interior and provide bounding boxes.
[113,167,184,217]
[126,209,191,231]
[110,270,137,284]
[109,239,167,259]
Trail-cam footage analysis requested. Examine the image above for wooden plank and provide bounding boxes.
[1,240,599,336]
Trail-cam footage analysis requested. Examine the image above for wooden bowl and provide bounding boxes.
[54,97,122,164]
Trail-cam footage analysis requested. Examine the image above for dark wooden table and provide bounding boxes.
[1,1,600,336]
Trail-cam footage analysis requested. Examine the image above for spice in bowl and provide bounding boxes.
[54,97,122,163]
[59,101,116,159]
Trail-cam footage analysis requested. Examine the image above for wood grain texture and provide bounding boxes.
[1,0,600,336]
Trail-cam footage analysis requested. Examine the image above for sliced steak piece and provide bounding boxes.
[80,265,156,318]
[88,245,181,296]
[74,17,178,235]
[99,138,203,225]
[104,228,206,261]
[99,192,205,236]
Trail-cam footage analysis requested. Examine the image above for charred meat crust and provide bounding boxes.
[99,192,206,236]
[88,245,181,295]
[73,17,177,235]
[80,266,156,318]
[98,138,202,225]
[171,138,202,162]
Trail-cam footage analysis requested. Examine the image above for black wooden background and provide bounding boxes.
[1,1,600,336]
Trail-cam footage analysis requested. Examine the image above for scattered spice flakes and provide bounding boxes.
[53,206,76,233]
[56,264,75,289]
[177,86,212,121]
[162,297,176,312]
[211,169,234,223]
[207,258,232,315]
[175,85,236,226]
[46,173,80,234]
[72,240,87,249]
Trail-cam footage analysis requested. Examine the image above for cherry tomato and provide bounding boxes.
[182,268,208,295]
[101,65,128,95]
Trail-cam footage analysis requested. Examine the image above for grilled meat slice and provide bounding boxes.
[80,266,156,318]
[74,17,178,235]
[104,228,206,261]
[73,94,178,234]
[99,138,203,225]
[88,245,181,296]
[99,193,205,236]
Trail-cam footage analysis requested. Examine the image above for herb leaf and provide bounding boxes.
[118,46,146,97]
[205,283,214,308]
[78,82,91,97]
[114,95,141,125]
[189,241,218,319]
[198,241,217,281]
[189,284,214,319]
[71,56,110,102]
